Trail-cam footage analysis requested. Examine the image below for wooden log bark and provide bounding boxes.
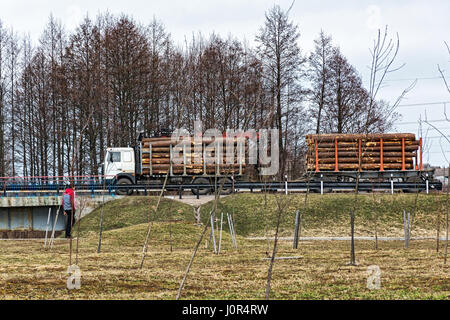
[313,157,413,164]
[312,150,417,157]
[142,150,248,158]
[305,133,416,142]
[143,157,245,164]
[142,137,249,147]
[142,169,244,175]
[145,164,243,169]
[313,141,419,149]
[306,163,414,170]
[314,145,418,152]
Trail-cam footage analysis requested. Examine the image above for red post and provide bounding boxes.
[358,139,362,171]
[380,138,384,171]
[401,137,406,171]
[315,139,319,172]
[419,137,423,171]
[415,146,418,170]
[334,138,339,172]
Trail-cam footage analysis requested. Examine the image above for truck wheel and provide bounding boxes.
[322,188,332,194]
[116,178,133,196]
[217,178,233,195]
[191,178,210,196]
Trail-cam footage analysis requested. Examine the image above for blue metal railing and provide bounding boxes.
[0,175,118,197]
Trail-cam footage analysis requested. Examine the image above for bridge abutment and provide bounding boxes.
[0,195,120,239]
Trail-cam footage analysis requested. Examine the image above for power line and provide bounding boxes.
[427,151,450,154]
[411,126,450,131]
[396,101,450,108]
[364,76,448,82]
[423,136,450,139]
[385,76,449,82]
[426,126,450,130]
[395,119,448,125]
[363,76,450,86]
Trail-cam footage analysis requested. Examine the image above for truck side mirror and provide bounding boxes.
[109,153,114,162]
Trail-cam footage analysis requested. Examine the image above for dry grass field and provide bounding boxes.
[0,194,448,300]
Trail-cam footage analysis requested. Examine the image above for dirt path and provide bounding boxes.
[247,236,448,241]
[164,195,228,207]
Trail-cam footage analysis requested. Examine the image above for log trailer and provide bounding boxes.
[304,133,441,192]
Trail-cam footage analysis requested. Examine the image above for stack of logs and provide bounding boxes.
[305,133,421,171]
[141,136,248,175]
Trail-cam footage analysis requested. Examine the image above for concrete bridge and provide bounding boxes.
[0,195,121,239]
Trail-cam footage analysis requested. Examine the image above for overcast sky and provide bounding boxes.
[1,0,449,166]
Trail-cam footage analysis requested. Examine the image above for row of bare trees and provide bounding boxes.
[308,30,400,135]
[0,6,397,179]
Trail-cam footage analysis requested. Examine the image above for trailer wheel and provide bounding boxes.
[191,178,210,196]
[217,178,233,195]
[116,178,133,196]
[322,188,332,194]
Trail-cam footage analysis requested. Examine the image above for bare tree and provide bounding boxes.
[437,41,450,95]
[256,5,305,178]
[264,193,292,299]
[365,25,415,134]
[434,41,450,264]
[0,21,11,176]
[0,12,423,184]
[324,47,375,133]
[308,31,334,134]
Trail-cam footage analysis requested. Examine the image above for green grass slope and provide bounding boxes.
[77,196,194,236]
[1,194,447,300]
[76,193,445,239]
[199,193,446,237]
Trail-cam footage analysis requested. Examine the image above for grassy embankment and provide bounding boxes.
[0,194,448,299]
[200,192,448,238]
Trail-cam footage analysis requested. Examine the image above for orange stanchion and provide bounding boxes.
[334,138,339,172]
[380,138,384,171]
[315,139,319,172]
[401,138,406,171]
[419,137,423,171]
[358,139,362,171]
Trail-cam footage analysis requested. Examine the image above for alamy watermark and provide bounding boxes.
[67,265,81,290]
[170,121,279,176]
[366,5,382,30]
[366,265,381,290]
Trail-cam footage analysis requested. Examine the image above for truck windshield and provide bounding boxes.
[110,152,121,162]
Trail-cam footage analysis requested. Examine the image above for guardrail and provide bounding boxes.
[0,175,443,197]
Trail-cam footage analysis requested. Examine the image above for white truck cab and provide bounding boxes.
[104,147,135,180]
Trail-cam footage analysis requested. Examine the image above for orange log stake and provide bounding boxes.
[315,139,320,172]
[419,137,423,170]
[415,146,418,170]
[380,138,384,171]
[401,137,406,171]
[334,138,339,172]
[358,139,361,171]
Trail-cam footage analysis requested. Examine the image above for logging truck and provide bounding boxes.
[102,132,439,195]
[103,132,254,196]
